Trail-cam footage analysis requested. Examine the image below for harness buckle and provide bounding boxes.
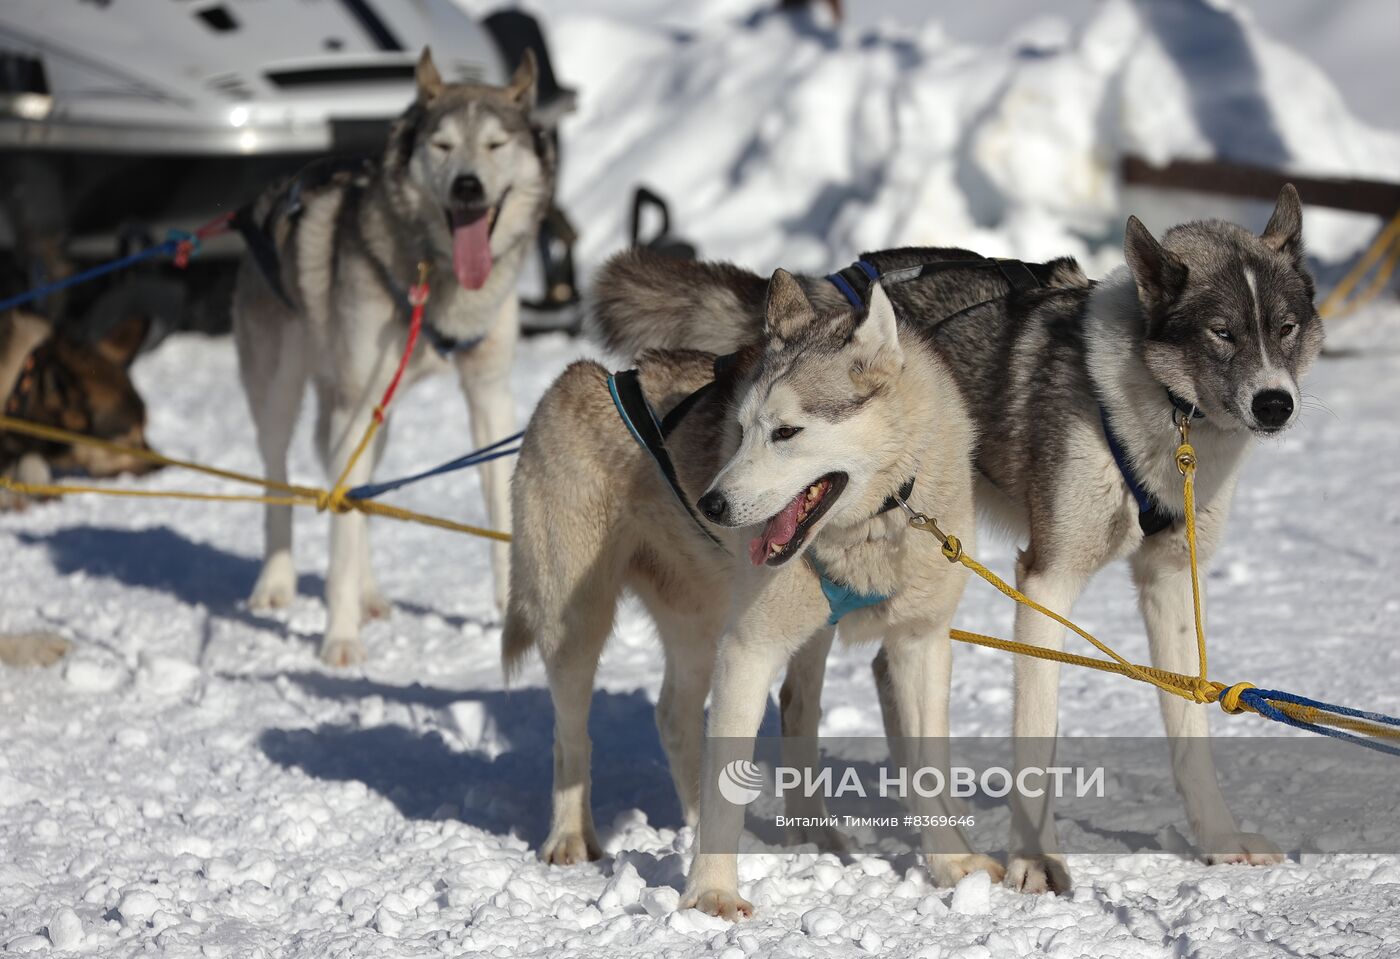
[897,495,961,561]
[1175,409,1192,447]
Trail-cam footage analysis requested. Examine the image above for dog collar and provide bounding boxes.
[421,322,485,358]
[877,476,915,516]
[1167,390,1205,421]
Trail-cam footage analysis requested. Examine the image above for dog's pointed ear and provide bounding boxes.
[763,268,816,343]
[849,282,903,388]
[1124,215,1187,317]
[1261,183,1305,268]
[416,47,445,103]
[94,314,150,368]
[505,49,538,112]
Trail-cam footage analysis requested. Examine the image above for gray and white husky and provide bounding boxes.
[504,264,1032,919]
[232,49,551,666]
[589,186,1321,898]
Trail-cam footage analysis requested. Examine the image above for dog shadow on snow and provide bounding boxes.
[15,524,482,639]
[255,671,786,853]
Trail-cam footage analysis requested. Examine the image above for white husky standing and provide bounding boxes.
[232,49,551,665]
[505,262,1012,918]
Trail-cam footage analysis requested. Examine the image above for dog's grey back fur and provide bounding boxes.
[591,246,1087,364]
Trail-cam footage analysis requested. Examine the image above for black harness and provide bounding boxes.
[607,366,725,548]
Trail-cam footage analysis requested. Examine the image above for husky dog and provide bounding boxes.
[232,49,551,666]
[504,260,1029,918]
[2,308,158,503]
[591,186,1320,896]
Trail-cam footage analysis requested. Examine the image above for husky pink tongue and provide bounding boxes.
[452,215,493,289]
[748,492,805,566]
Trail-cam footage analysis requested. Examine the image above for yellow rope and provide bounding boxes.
[4,387,1396,742]
[0,414,509,543]
[0,414,323,497]
[902,421,1400,743]
[325,406,385,515]
[1176,421,1212,702]
[1317,208,1400,320]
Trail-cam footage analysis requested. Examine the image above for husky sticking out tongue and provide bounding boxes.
[748,479,831,566]
[451,212,493,290]
[748,493,804,566]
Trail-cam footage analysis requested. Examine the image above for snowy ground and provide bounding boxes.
[2,300,1399,957]
[4,0,1400,955]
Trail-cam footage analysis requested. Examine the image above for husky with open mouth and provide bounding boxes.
[588,188,1320,902]
[231,48,552,666]
[503,262,1008,919]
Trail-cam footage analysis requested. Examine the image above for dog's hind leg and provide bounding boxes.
[501,370,626,863]
[778,627,847,852]
[535,573,618,865]
[880,628,1004,887]
[1132,532,1282,867]
[237,310,308,612]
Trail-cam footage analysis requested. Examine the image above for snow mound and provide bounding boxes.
[529,0,1399,274]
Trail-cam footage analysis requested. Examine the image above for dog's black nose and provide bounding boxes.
[698,490,729,523]
[451,174,485,204]
[1251,389,1294,429]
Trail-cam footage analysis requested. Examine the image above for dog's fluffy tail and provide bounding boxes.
[501,612,533,685]
[589,248,768,360]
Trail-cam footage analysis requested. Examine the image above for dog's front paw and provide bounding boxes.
[928,852,1004,888]
[1202,832,1284,866]
[319,636,367,668]
[680,888,753,921]
[540,829,601,866]
[249,562,296,610]
[360,588,392,622]
[1006,854,1071,894]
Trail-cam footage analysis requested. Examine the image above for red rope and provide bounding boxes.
[173,211,236,269]
[373,266,430,423]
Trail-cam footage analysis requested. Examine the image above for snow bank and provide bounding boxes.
[484,0,1400,274]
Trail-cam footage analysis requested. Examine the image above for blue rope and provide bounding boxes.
[0,236,182,314]
[1239,687,1400,758]
[347,431,524,500]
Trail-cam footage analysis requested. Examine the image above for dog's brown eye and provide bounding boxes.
[430,140,451,153]
[488,140,508,152]
[1279,322,1296,337]
[1211,328,1233,343]
[771,426,801,441]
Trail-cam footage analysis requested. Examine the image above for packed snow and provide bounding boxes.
[4,0,1400,956]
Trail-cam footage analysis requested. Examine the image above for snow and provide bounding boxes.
[3,0,1400,956]
[458,0,1400,275]
[2,309,1396,957]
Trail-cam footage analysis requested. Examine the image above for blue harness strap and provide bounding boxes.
[825,258,882,307]
[809,556,891,625]
[1100,391,1207,537]
[1100,404,1176,536]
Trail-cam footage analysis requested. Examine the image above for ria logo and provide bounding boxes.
[717,759,765,805]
